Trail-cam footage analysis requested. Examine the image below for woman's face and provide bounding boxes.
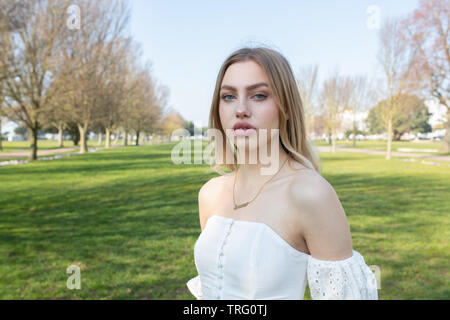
[219,60,280,156]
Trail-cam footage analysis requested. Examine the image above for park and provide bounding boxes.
[0,138,448,299]
[0,0,448,301]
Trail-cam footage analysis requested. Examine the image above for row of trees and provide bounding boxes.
[0,0,169,159]
[1,0,447,161]
[297,0,449,158]
[298,67,376,153]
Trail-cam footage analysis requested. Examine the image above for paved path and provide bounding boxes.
[0,147,79,159]
[317,146,450,162]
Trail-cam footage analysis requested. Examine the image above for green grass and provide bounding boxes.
[0,140,77,153]
[0,142,448,299]
[313,139,450,156]
[0,150,85,162]
[1,139,143,152]
[0,139,135,161]
[317,151,449,300]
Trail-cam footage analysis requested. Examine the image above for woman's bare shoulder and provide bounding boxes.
[288,166,334,207]
[198,173,231,198]
[198,173,232,229]
[288,163,348,225]
[287,163,353,260]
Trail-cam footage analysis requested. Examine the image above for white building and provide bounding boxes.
[337,99,447,138]
[425,99,447,129]
[1,118,19,141]
[339,108,369,134]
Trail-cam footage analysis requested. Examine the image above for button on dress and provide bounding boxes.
[186,215,378,300]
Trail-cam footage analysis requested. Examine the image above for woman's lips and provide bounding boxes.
[234,128,257,136]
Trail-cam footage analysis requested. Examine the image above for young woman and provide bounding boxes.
[186,46,378,300]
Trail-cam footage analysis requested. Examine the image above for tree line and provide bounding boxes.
[1,0,448,161]
[297,0,449,158]
[0,0,171,159]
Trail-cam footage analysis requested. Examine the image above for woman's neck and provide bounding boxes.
[235,144,290,184]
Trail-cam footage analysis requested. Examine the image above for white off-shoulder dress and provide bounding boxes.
[186,215,378,300]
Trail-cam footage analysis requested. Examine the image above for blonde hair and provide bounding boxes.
[208,46,321,175]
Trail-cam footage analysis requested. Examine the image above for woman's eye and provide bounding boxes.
[221,93,267,101]
[254,94,267,100]
[222,94,234,101]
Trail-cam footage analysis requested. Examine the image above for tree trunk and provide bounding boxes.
[439,109,450,153]
[352,122,357,148]
[57,124,64,148]
[310,115,315,139]
[68,123,80,146]
[113,131,119,145]
[331,128,336,153]
[97,132,102,145]
[0,116,3,151]
[28,126,38,161]
[124,130,128,146]
[135,130,140,146]
[78,123,88,154]
[105,127,111,148]
[386,116,392,160]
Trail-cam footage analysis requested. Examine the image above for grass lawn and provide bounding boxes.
[0,150,87,162]
[313,139,450,156]
[0,140,78,153]
[0,140,134,161]
[0,139,123,153]
[0,142,448,299]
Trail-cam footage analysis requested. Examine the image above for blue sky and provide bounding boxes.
[1,0,419,135]
[129,0,419,128]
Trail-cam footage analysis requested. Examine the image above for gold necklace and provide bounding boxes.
[233,157,289,210]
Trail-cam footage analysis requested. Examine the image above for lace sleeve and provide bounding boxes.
[186,275,203,300]
[307,250,378,300]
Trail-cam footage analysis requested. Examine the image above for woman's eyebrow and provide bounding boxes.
[220,82,269,92]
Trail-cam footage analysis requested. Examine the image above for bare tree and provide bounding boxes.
[40,102,70,148]
[119,63,139,146]
[296,64,319,137]
[402,0,450,152]
[0,82,4,150]
[95,38,131,149]
[346,75,377,147]
[115,45,138,147]
[0,0,69,160]
[377,18,417,159]
[161,111,186,140]
[58,0,131,153]
[42,72,74,148]
[320,70,349,153]
[128,66,166,146]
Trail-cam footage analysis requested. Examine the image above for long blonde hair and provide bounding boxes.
[208,46,321,175]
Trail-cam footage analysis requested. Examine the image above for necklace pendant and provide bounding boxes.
[234,202,249,210]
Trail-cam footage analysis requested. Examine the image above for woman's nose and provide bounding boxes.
[235,101,251,118]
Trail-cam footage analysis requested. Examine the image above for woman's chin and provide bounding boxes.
[235,142,267,154]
